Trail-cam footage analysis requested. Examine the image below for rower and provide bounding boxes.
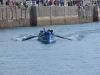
[39,30,44,36]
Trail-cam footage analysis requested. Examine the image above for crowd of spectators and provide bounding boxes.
[0,0,64,7]
[5,0,26,7]
[36,0,64,6]
[67,0,83,6]
[85,0,100,6]
[0,0,100,7]
[67,0,100,7]
[0,0,27,8]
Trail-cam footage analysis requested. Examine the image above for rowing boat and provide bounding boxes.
[38,29,56,44]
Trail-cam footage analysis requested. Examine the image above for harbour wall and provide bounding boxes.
[31,6,95,26]
[98,7,100,21]
[0,7,31,28]
[0,6,99,28]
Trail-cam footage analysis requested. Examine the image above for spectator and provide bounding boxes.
[68,1,70,6]
[8,0,12,3]
[56,0,60,6]
[6,1,9,5]
[70,0,73,6]
[73,0,75,6]
[48,0,53,6]
[16,2,19,6]
[44,0,48,6]
[0,0,3,5]
[54,0,57,6]
[36,0,39,5]
[60,0,64,6]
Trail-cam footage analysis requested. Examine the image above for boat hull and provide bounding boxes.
[38,33,55,44]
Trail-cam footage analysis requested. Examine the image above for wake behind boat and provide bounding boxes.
[38,29,56,44]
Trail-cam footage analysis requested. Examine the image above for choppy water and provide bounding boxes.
[0,22,100,75]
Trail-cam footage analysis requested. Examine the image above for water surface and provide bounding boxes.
[0,22,100,75]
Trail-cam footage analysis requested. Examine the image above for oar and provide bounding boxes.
[54,35,72,40]
[22,35,38,41]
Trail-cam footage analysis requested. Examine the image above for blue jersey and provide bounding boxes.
[60,0,64,2]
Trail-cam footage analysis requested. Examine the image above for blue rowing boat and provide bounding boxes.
[21,28,71,41]
[38,29,56,44]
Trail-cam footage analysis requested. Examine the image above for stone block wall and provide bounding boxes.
[98,7,100,21]
[31,6,95,26]
[0,6,99,28]
[0,7,30,28]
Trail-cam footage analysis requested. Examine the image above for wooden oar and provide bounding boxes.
[22,34,72,41]
[22,36,38,41]
[54,35,72,40]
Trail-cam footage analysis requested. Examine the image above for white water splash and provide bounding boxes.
[13,34,33,41]
[68,34,85,41]
[67,27,100,41]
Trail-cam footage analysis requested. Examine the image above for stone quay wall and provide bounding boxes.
[31,6,98,26]
[98,7,100,21]
[0,6,99,28]
[0,7,31,28]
